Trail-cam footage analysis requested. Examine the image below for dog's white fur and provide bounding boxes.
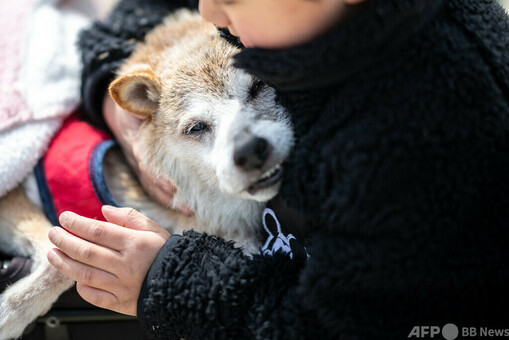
[0,10,293,339]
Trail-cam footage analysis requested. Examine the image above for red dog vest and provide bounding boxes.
[34,115,119,225]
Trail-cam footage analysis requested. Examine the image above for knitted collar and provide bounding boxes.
[233,0,445,91]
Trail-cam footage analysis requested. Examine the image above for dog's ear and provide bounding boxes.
[109,69,162,119]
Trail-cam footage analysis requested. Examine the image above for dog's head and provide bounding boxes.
[109,12,293,210]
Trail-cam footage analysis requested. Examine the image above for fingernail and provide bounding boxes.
[48,226,64,243]
[47,249,56,263]
[162,181,176,194]
[59,211,70,226]
[179,206,194,217]
[48,227,56,240]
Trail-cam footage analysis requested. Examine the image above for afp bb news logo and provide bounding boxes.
[408,324,459,340]
[408,323,509,339]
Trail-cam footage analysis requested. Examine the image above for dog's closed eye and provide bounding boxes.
[184,122,209,136]
[248,79,266,101]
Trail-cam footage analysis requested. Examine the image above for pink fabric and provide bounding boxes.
[0,0,36,131]
[0,0,96,199]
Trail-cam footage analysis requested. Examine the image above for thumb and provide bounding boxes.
[102,205,162,232]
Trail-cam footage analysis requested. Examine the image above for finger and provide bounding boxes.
[176,204,194,217]
[139,171,176,206]
[76,283,136,316]
[47,248,118,289]
[149,177,193,216]
[148,181,175,207]
[154,180,177,204]
[158,178,177,196]
[48,227,120,269]
[58,211,127,249]
[140,176,193,216]
[102,206,164,233]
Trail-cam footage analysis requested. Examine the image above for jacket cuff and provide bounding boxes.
[137,234,182,323]
[81,61,123,130]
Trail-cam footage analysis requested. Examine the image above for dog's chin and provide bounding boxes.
[218,162,286,202]
[243,180,282,202]
[243,164,284,202]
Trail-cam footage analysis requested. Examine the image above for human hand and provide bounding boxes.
[103,95,193,216]
[47,206,171,316]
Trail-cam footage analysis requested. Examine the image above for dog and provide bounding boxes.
[0,9,293,339]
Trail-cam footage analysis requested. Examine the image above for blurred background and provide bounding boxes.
[94,0,509,17]
[91,0,118,17]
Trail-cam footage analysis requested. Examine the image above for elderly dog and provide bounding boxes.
[0,9,293,339]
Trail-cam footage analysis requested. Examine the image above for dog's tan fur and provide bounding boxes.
[0,10,293,339]
[0,188,73,339]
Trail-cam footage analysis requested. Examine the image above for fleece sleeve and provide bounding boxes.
[79,0,198,129]
[136,230,324,340]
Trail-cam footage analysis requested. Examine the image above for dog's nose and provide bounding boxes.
[233,133,270,171]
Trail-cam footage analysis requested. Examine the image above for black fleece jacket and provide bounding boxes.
[79,0,509,338]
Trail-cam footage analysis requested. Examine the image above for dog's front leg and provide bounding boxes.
[0,187,74,340]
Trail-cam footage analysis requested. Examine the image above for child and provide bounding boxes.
[48,0,509,338]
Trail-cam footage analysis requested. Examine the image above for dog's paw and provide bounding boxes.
[0,262,74,339]
[0,294,36,340]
